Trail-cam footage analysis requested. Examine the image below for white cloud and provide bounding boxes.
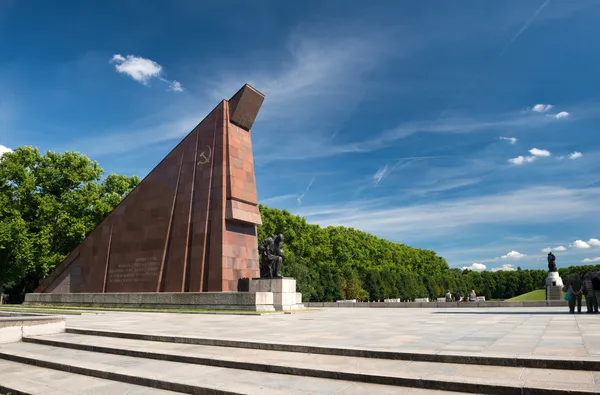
[111,54,183,92]
[541,245,567,253]
[111,54,162,84]
[531,104,553,113]
[0,144,11,156]
[508,155,536,165]
[529,148,551,157]
[492,264,516,272]
[373,165,390,186]
[463,263,487,272]
[588,238,600,247]
[571,240,591,249]
[569,151,583,160]
[553,111,570,119]
[501,250,526,259]
[500,136,518,144]
[583,257,600,263]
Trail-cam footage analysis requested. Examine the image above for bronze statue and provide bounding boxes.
[258,234,285,278]
[547,252,557,272]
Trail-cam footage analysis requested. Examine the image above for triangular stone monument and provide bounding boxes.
[35,84,265,294]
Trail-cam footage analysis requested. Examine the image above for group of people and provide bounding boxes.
[445,289,477,303]
[562,272,600,313]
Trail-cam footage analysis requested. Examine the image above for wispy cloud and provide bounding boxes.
[297,177,316,205]
[372,165,390,186]
[260,194,298,205]
[583,257,600,263]
[500,0,551,56]
[292,186,600,240]
[500,136,518,144]
[111,54,183,92]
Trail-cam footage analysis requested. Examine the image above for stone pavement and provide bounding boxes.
[65,307,600,358]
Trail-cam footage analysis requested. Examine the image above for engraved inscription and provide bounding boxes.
[108,257,159,284]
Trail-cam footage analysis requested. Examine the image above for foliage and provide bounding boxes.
[0,147,139,298]
[258,205,589,302]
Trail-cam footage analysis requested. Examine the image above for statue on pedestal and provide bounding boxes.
[547,252,557,273]
[258,234,285,278]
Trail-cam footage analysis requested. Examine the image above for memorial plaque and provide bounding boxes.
[35,84,264,294]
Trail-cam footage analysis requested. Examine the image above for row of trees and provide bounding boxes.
[259,205,600,302]
[2,147,597,302]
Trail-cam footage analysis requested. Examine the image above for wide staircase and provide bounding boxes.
[1,327,598,395]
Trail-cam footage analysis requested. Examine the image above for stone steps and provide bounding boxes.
[0,359,180,395]
[65,327,599,371]
[0,340,469,395]
[6,331,599,395]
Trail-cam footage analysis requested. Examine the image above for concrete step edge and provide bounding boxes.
[0,349,243,395]
[0,384,31,395]
[65,327,596,371]
[21,335,597,395]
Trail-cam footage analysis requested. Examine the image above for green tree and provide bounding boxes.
[0,147,138,297]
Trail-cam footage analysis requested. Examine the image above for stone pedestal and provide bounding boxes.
[547,285,562,301]
[249,278,304,311]
[546,272,564,288]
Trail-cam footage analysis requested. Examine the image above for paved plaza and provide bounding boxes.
[66,306,600,358]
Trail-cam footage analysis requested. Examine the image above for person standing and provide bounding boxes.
[583,273,597,313]
[593,272,600,313]
[564,273,583,314]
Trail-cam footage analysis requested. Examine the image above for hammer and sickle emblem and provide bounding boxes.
[197,145,212,166]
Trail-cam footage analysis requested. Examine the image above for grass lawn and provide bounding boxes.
[0,305,277,315]
[504,288,592,302]
[506,289,564,301]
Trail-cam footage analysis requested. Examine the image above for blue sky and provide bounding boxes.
[1,0,600,272]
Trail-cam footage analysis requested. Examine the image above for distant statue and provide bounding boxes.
[258,234,285,278]
[547,252,557,273]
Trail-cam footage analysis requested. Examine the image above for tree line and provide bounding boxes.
[1,147,597,302]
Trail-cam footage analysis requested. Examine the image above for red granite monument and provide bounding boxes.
[35,84,265,294]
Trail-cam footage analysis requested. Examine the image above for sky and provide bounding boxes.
[1,0,600,272]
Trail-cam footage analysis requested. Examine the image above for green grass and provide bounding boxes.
[506,289,564,301]
[0,304,278,315]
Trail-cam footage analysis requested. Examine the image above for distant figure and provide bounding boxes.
[593,272,600,313]
[563,273,583,313]
[445,290,453,302]
[547,252,557,272]
[454,292,461,302]
[469,290,477,302]
[584,272,597,314]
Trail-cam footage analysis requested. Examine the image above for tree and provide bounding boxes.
[0,147,138,297]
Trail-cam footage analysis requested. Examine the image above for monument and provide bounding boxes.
[24,84,304,311]
[546,252,563,301]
